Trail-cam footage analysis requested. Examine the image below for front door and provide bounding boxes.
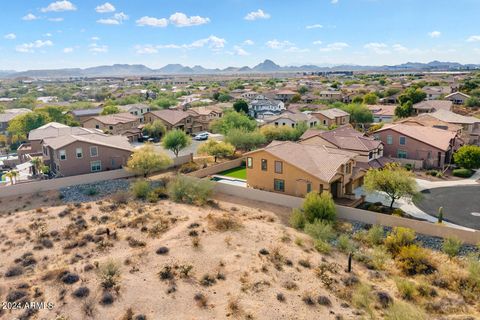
[330,181,339,199]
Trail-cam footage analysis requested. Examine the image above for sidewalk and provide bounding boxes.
[415,169,480,191]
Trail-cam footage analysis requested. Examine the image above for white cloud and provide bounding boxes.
[306,24,323,29]
[169,12,210,27]
[97,12,128,25]
[95,2,115,13]
[48,17,64,22]
[44,33,53,37]
[91,36,100,41]
[244,9,270,21]
[313,40,323,45]
[243,39,254,46]
[467,35,480,42]
[22,13,38,21]
[63,47,73,53]
[89,43,108,53]
[41,1,76,12]
[428,31,441,38]
[331,0,339,3]
[136,16,168,27]
[392,44,408,52]
[135,45,158,54]
[266,39,293,49]
[319,42,349,52]
[233,45,249,56]
[16,40,53,53]
[364,42,390,54]
[285,46,309,53]
[4,33,16,40]
[157,35,226,51]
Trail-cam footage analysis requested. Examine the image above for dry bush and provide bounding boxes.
[396,245,436,276]
[206,214,242,232]
[98,260,121,289]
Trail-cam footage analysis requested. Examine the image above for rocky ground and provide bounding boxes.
[0,187,478,320]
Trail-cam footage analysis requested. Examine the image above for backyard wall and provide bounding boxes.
[387,157,424,169]
[188,158,244,178]
[0,153,193,198]
[213,182,480,245]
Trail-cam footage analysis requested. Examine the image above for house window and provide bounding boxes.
[274,179,285,192]
[76,147,83,158]
[246,157,253,168]
[111,158,116,166]
[90,160,101,172]
[90,146,98,157]
[274,122,278,126]
[399,136,406,145]
[387,135,393,145]
[59,149,66,161]
[274,161,283,174]
[109,126,113,130]
[368,151,373,160]
[319,184,324,194]
[95,124,100,129]
[261,159,267,171]
[307,182,312,193]
[397,150,408,159]
[345,162,352,174]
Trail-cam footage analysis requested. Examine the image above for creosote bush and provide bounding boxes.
[304,220,335,242]
[131,180,151,200]
[442,237,462,258]
[167,175,214,205]
[396,245,436,276]
[98,260,121,289]
[384,227,416,255]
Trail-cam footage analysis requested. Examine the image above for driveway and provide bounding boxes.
[416,185,480,230]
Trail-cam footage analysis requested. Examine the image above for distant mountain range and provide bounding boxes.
[1,60,479,79]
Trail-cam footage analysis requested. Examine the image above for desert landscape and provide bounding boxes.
[0,178,479,320]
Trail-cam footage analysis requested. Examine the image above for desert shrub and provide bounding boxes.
[289,209,305,229]
[367,225,385,246]
[404,163,412,171]
[302,192,336,223]
[352,283,374,315]
[167,175,213,205]
[207,214,242,231]
[395,278,417,300]
[304,220,335,242]
[396,245,436,276]
[111,191,130,204]
[314,239,331,254]
[442,237,462,258]
[426,169,442,177]
[98,260,121,289]
[385,301,427,320]
[452,168,474,178]
[366,246,391,270]
[384,227,416,255]
[466,255,480,291]
[178,162,200,174]
[131,180,151,199]
[337,234,355,253]
[85,187,99,196]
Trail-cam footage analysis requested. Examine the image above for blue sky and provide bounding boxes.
[1,0,480,70]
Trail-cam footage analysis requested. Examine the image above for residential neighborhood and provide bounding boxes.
[1,1,480,319]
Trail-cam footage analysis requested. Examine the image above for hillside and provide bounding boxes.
[0,188,478,319]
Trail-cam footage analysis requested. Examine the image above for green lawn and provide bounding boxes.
[218,166,247,180]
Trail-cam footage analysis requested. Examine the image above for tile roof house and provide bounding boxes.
[275,89,297,102]
[42,132,133,177]
[0,108,32,134]
[318,91,343,102]
[248,95,286,119]
[312,108,350,127]
[118,103,151,122]
[261,112,318,128]
[373,123,458,168]
[245,141,364,199]
[82,112,142,141]
[66,108,103,124]
[144,109,206,134]
[300,125,386,166]
[428,109,480,145]
[412,100,453,114]
[423,86,452,100]
[445,92,471,105]
[367,105,396,123]
[17,122,102,163]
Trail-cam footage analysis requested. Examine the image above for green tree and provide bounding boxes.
[453,145,480,169]
[363,93,378,105]
[126,144,172,177]
[198,139,235,162]
[143,120,166,139]
[398,87,426,105]
[465,97,480,108]
[162,129,191,157]
[210,110,257,134]
[30,157,43,176]
[225,129,265,151]
[101,105,121,115]
[233,100,249,114]
[394,101,413,118]
[298,86,309,95]
[297,191,336,223]
[340,104,373,124]
[7,112,50,139]
[364,163,418,209]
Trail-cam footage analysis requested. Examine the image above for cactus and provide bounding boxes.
[438,207,444,224]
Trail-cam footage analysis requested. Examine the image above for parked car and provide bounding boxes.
[194,132,209,141]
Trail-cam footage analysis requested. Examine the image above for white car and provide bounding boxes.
[194,132,209,141]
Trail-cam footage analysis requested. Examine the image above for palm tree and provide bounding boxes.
[31,157,43,176]
[4,171,14,185]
